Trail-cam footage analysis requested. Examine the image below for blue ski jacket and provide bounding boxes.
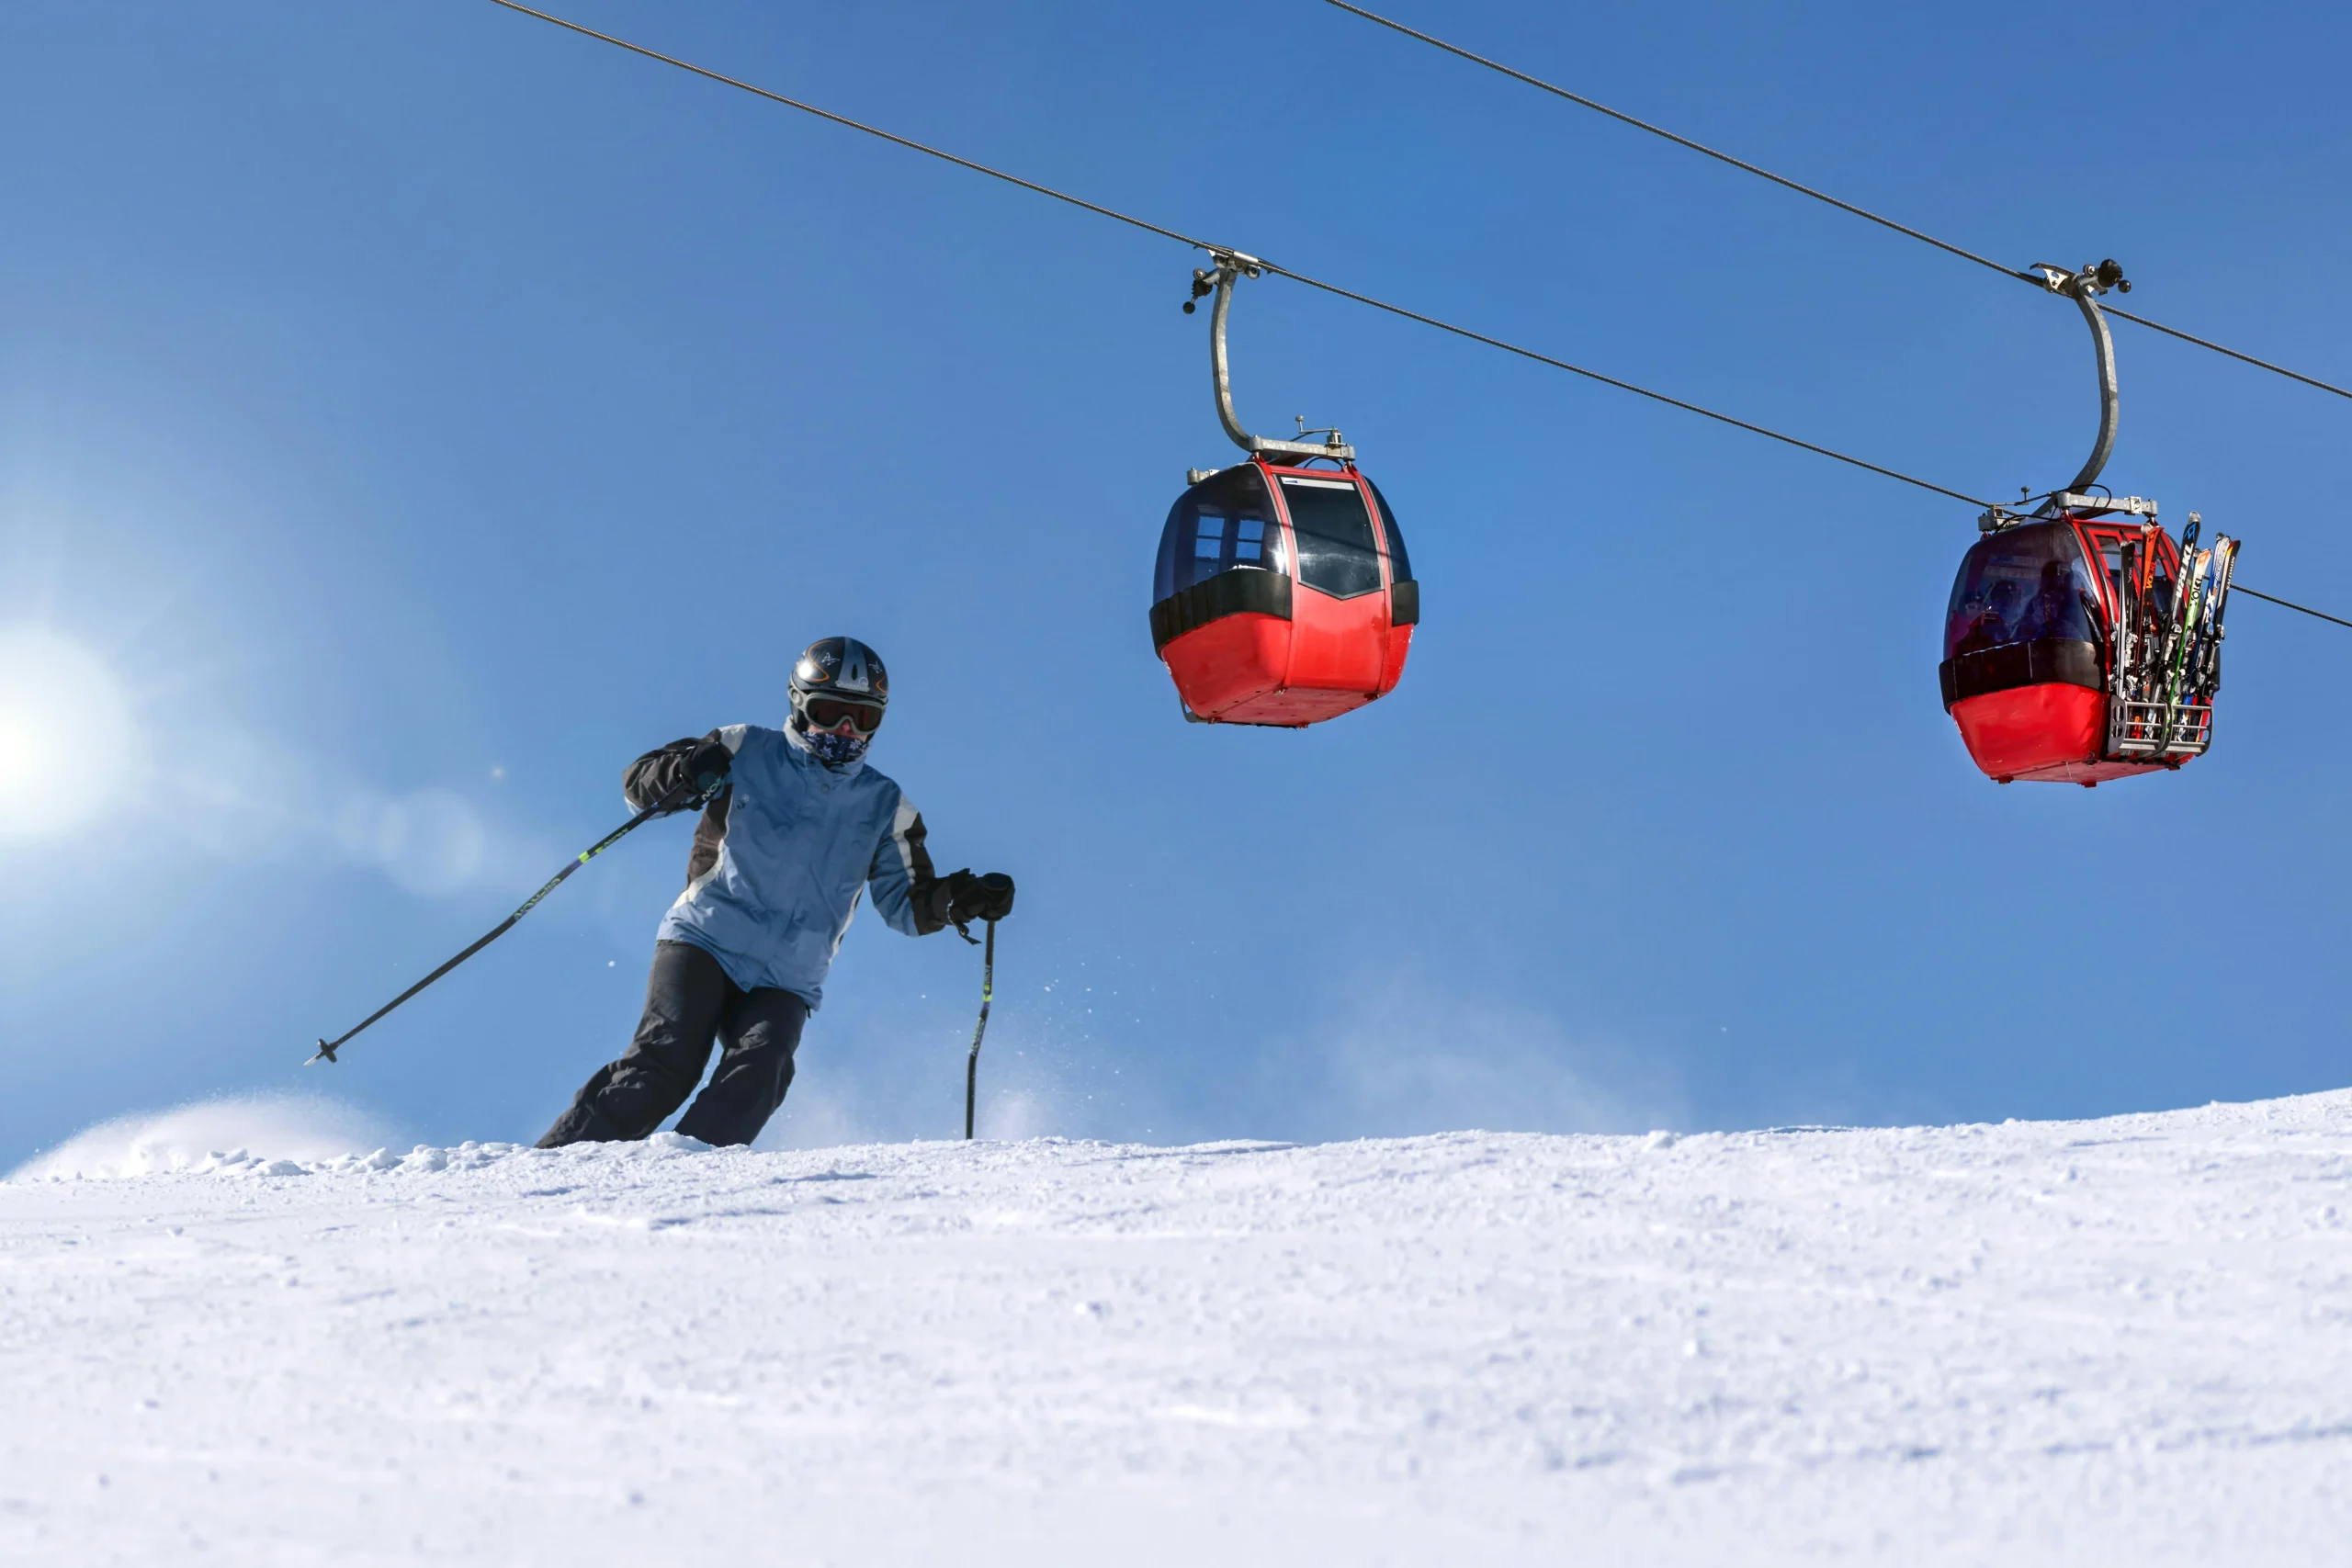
[628,724,949,1010]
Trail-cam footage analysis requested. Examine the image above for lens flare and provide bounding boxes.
[0,627,135,840]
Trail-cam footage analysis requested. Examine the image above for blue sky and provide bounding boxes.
[2,0,2346,1165]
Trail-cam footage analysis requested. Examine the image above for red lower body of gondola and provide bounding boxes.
[1949,683,2178,786]
[1161,590,1411,727]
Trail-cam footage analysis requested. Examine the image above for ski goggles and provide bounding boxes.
[803,695,885,735]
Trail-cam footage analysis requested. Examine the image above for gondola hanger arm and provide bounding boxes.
[2030,260,2127,512]
[1195,254,1354,463]
[1978,258,2144,535]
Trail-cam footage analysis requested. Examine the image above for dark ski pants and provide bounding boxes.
[537,940,807,1149]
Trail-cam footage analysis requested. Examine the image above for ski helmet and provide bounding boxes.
[789,637,888,763]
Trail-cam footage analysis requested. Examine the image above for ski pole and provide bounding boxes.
[307,781,711,1066]
[964,919,995,1139]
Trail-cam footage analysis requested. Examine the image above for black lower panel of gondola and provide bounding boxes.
[1939,637,2101,712]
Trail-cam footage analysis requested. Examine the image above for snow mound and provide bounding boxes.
[6,1093,401,1180]
[3,1092,2351,1564]
[7,1098,729,1182]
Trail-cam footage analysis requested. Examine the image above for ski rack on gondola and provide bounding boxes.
[2109,521,2238,763]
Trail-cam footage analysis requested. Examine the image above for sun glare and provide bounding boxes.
[0,627,135,841]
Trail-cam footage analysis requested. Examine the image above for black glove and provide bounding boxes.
[944,870,1016,927]
[683,738,732,796]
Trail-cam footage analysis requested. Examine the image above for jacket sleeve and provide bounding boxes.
[622,727,745,812]
[868,795,953,937]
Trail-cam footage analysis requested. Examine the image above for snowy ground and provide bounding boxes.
[5,1093,2351,1564]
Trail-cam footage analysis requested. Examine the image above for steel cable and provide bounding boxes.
[481,1,1215,252]
[1324,0,2352,404]
[1255,264,1988,503]
[2233,584,2352,630]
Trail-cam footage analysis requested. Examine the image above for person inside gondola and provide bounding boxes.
[2016,557,2095,644]
[1951,579,2018,656]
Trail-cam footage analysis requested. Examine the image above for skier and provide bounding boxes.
[537,636,1015,1148]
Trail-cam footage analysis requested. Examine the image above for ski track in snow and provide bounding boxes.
[5,1094,2352,1564]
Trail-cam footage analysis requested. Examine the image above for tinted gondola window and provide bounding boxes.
[1155,466,1283,602]
[1366,479,1411,582]
[1282,475,1383,599]
[1944,522,2101,660]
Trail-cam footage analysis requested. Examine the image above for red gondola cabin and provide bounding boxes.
[1150,457,1417,726]
[1940,514,2233,785]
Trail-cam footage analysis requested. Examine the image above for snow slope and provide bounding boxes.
[5,1092,2351,1565]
